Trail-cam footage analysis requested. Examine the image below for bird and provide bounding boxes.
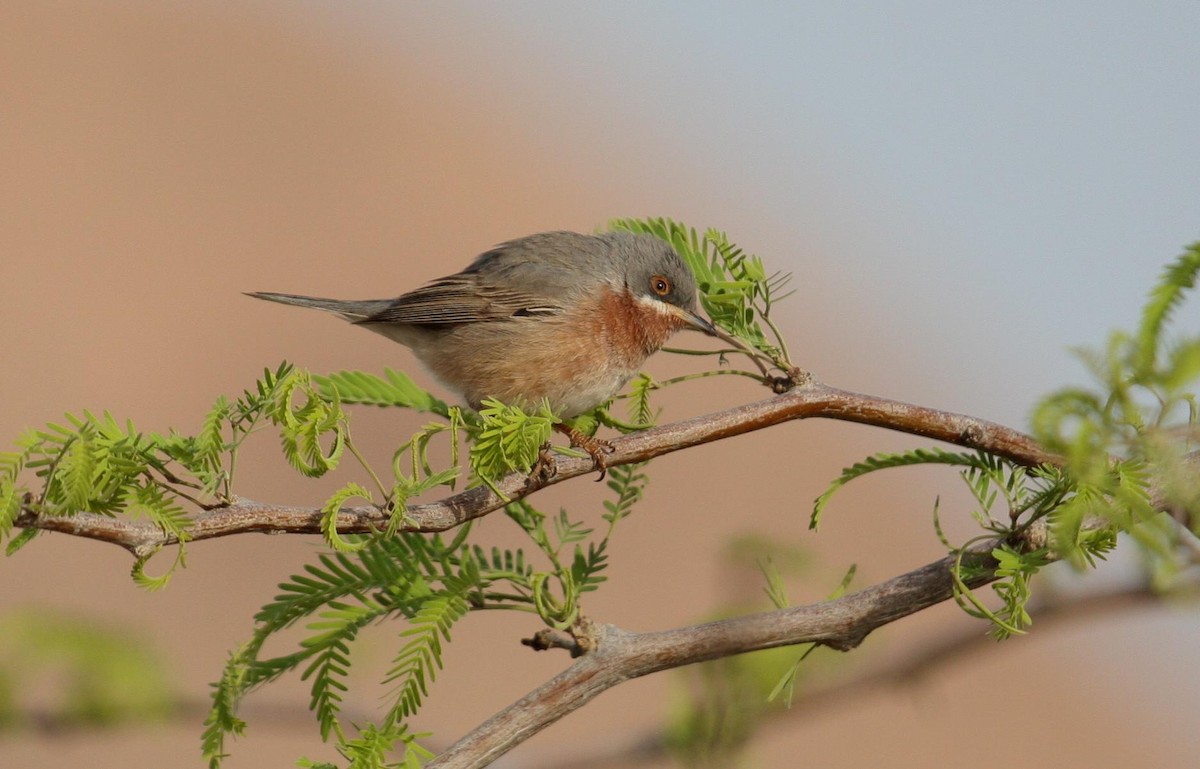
[247,231,722,473]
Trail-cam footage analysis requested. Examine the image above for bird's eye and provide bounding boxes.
[650,275,672,296]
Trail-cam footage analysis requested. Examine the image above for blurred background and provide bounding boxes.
[3,2,1199,767]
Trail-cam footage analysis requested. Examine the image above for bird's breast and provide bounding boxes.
[392,286,682,418]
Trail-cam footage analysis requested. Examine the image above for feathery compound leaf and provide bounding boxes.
[256,541,429,634]
[206,535,455,764]
[125,481,193,539]
[553,508,593,546]
[131,545,187,591]
[0,452,22,540]
[191,396,231,478]
[470,399,556,482]
[123,482,193,590]
[273,371,348,478]
[58,426,99,514]
[602,461,649,526]
[470,543,533,583]
[766,563,856,706]
[386,588,472,720]
[812,448,992,529]
[298,721,432,769]
[627,373,658,428]
[1135,242,1200,377]
[321,483,375,553]
[316,369,450,416]
[232,362,296,429]
[301,600,383,741]
[760,557,790,610]
[203,645,252,768]
[572,540,610,596]
[21,411,164,518]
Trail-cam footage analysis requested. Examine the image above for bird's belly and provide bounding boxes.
[407,317,645,418]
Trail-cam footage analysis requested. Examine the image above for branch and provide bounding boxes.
[13,379,1055,556]
[8,581,1167,752]
[428,545,1004,769]
[534,580,1173,769]
[428,461,1197,769]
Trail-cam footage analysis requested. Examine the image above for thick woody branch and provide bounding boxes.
[428,546,1002,769]
[428,460,1199,769]
[6,582,1166,742]
[538,581,1170,769]
[12,380,1055,557]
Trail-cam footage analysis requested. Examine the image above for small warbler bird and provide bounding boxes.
[248,231,720,418]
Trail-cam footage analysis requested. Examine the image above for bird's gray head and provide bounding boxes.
[600,232,713,335]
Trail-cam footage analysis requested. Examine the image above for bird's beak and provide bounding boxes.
[667,304,782,381]
[671,305,766,359]
[674,306,720,337]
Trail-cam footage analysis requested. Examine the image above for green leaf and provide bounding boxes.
[469,399,556,482]
[204,535,461,766]
[5,527,38,555]
[321,483,375,553]
[760,558,789,610]
[203,645,252,768]
[765,564,855,707]
[627,373,658,428]
[602,461,649,526]
[0,452,24,541]
[274,372,348,478]
[1134,242,1200,377]
[193,396,230,476]
[124,482,193,541]
[812,448,991,529]
[316,369,450,416]
[385,587,472,719]
[131,545,187,591]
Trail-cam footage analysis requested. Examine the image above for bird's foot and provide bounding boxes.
[555,424,615,481]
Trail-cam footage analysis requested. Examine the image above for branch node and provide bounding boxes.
[521,629,582,655]
[774,367,812,393]
[959,423,986,447]
[822,633,868,653]
[569,617,600,656]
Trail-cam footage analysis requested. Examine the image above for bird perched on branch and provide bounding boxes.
[248,230,723,473]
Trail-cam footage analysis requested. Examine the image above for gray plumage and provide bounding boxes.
[249,231,698,326]
[246,231,711,416]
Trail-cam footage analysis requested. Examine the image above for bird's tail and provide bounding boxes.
[245,292,393,321]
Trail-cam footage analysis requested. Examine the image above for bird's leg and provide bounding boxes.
[554,423,615,481]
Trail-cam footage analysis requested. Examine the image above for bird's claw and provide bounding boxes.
[554,424,616,481]
[526,442,558,490]
[586,439,616,481]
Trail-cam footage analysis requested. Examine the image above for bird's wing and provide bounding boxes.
[360,274,563,326]
[362,233,604,326]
